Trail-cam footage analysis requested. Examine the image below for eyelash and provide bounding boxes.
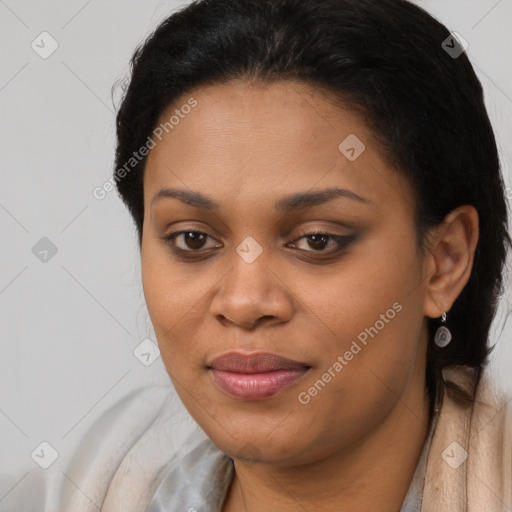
[160,228,355,259]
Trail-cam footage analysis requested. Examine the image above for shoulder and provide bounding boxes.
[425,366,512,511]
[59,384,180,512]
[0,385,175,512]
[471,367,512,435]
[469,368,512,509]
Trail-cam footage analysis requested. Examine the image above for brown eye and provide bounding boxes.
[162,230,223,252]
[178,231,207,250]
[288,231,356,254]
[304,233,331,251]
[160,229,355,260]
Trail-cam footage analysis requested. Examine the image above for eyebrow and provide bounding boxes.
[150,186,370,212]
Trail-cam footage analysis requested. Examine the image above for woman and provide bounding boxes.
[60,0,512,510]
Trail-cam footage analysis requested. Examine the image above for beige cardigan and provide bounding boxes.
[8,366,509,511]
[422,366,512,511]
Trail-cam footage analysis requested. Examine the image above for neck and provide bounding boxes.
[223,378,431,512]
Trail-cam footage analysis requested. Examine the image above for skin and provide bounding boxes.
[141,79,479,511]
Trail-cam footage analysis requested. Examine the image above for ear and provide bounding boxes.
[423,205,479,319]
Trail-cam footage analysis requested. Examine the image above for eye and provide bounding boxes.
[288,230,355,254]
[160,228,356,259]
[161,229,222,253]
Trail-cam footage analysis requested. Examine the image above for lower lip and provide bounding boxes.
[210,368,310,401]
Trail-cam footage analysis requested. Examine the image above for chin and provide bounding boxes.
[199,414,318,466]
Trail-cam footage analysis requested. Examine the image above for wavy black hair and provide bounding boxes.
[113,0,511,399]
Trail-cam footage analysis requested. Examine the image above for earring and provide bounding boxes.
[434,312,452,348]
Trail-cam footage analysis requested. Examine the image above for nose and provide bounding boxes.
[209,245,294,330]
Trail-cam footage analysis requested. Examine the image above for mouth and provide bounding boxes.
[207,351,312,401]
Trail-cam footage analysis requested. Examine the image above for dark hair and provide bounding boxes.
[113,0,511,398]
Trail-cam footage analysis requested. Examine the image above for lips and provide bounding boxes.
[207,351,312,401]
[209,351,310,373]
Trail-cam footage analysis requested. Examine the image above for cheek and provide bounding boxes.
[301,230,424,401]
[141,253,218,430]
[140,244,219,377]
[304,230,421,352]
[289,272,424,461]
[141,247,191,356]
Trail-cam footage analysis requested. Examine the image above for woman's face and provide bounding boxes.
[141,79,431,466]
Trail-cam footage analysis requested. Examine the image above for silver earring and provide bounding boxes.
[434,312,452,348]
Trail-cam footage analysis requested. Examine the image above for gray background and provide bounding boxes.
[1,0,511,501]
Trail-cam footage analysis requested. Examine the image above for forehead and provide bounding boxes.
[143,80,413,217]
